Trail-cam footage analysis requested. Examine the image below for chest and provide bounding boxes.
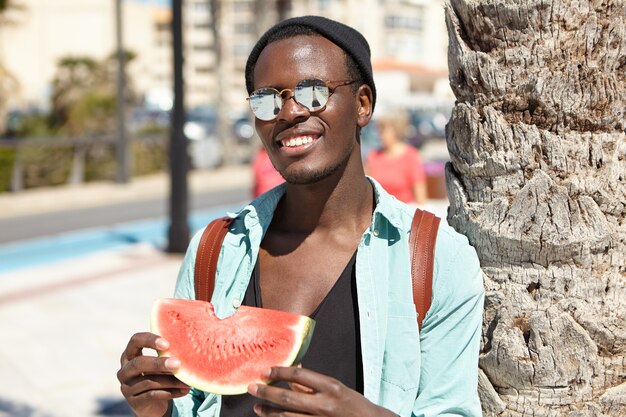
[256,231,362,316]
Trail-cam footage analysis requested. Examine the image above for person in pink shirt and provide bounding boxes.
[252,146,285,197]
[365,112,427,204]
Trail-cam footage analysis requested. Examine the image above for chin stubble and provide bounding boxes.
[279,141,355,185]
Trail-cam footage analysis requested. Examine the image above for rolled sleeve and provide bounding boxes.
[173,228,204,301]
[172,388,205,417]
[413,236,484,417]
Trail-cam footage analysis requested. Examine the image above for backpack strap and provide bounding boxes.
[409,208,441,329]
[194,209,440,330]
[194,217,232,302]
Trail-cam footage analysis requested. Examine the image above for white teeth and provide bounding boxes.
[281,136,314,147]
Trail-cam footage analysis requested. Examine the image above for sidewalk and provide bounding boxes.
[0,244,181,417]
[0,165,253,220]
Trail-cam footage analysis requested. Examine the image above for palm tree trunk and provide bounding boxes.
[444,1,625,416]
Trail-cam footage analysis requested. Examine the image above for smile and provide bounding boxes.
[279,135,317,148]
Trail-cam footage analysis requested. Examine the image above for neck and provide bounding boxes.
[384,141,405,156]
[273,152,374,234]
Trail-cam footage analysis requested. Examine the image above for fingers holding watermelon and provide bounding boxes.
[120,332,168,364]
[117,332,191,417]
[247,366,398,417]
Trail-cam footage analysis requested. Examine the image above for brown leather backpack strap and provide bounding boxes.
[409,208,441,329]
[194,217,232,302]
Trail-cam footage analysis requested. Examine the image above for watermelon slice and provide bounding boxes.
[151,298,315,395]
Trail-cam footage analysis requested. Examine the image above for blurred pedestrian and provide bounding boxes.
[365,112,428,204]
[251,146,284,197]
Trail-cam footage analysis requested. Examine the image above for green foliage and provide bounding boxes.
[106,50,138,67]
[82,137,168,181]
[1,135,168,192]
[19,142,73,188]
[66,92,116,136]
[13,113,56,137]
[0,64,19,135]
[0,147,16,192]
[49,51,136,135]
[0,49,163,191]
[132,138,168,176]
[0,0,25,16]
[135,124,169,136]
[50,56,105,131]
[83,142,117,182]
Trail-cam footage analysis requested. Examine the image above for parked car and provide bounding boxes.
[232,115,255,144]
[408,109,450,148]
[184,106,223,169]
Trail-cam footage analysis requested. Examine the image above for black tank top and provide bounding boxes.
[219,252,363,416]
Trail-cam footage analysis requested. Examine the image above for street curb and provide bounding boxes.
[0,165,252,219]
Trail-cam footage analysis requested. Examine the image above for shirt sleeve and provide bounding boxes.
[412,236,484,416]
[172,389,206,417]
[171,229,207,416]
[172,228,204,300]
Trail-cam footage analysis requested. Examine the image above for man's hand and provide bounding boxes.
[117,332,190,417]
[247,366,398,417]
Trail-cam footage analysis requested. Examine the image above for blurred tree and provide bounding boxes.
[445,1,625,416]
[0,0,24,21]
[0,0,22,134]
[0,65,18,134]
[50,56,103,131]
[50,51,136,136]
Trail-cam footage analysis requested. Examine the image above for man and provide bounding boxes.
[117,16,484,417]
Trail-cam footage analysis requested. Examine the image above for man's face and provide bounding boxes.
[252,35,366,185]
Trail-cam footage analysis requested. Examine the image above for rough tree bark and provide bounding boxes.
[444,1,625,416]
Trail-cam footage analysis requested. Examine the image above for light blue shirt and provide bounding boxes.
[172,178,484,417]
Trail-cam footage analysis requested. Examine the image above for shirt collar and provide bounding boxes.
[367,176,404,230]
[227,182,287,232]
[228,177,404,232]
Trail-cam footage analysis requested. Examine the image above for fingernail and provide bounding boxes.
[253,404,262,415]
[165,358,181,369]
[156,338,169,350]
[261,368,272,378]
[247,384,258,395]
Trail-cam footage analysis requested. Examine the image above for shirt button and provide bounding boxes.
[372,229,379,236]
[232,299,242,308]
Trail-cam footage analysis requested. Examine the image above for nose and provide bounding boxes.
[276,91,309,123]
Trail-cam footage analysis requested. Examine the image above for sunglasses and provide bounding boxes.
[247,79,356,121]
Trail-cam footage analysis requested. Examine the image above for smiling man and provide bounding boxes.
[117,16,484,417]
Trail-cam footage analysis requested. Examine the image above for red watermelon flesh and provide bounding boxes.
[151,298,315,395]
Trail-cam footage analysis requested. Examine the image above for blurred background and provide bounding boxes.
[0,1,453,416]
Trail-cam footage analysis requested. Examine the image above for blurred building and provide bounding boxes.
[208,0,453,114]
[0,0,452,117]
[0,0,164,112]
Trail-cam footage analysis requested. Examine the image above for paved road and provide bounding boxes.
[0,186,250,244]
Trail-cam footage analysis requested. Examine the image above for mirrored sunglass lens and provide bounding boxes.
[295,79,329,110]
[249,89,281,121]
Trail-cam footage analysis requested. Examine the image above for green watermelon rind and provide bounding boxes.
[151,299,316,395]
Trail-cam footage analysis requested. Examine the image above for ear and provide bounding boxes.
[356,85,373,128]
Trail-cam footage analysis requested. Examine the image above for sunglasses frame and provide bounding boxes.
[247,79,356,121]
